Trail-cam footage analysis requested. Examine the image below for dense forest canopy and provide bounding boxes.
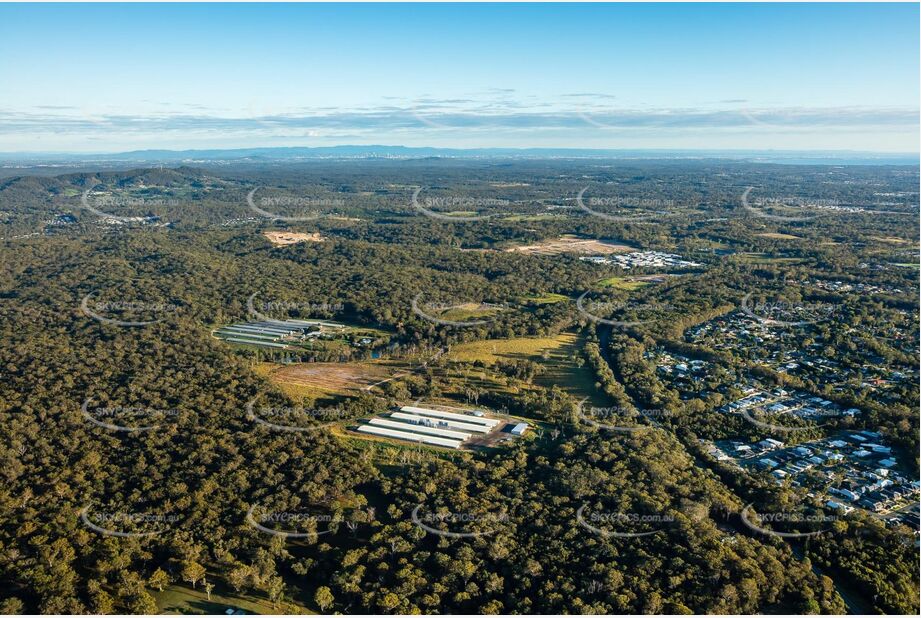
[0,159,917,614]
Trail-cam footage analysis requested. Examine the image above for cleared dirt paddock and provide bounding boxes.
[266,362,393,392]
[263,230,326,246]
[505,236,635,256]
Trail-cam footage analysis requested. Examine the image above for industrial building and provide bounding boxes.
[400,406,501,428]
[353,404,516,449]
[390,411,492,433]
[368,417,472,440]
[356,424,464,449]
[511,422,529,436]
[212,318,345,350]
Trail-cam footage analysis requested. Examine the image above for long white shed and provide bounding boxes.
[369,417,471,440]
[356,424,463,449]
[391,412,491,434]
[401,406,500,428]
[222,327,288,338]
[223,337,289,349]
[216,329,280,341]
[235,324,297,335]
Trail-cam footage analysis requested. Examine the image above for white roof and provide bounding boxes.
[401,406,499,427]
[511,422,529,434]
[391,412,491,433]
[216,330,279,340]
[369,417,471,440]
[223,337,289,349]
[356,424,463,449]
[223,325,290,335]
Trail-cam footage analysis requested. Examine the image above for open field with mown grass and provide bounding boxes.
[755,232,801,240]
[520,292,570,305]
[598,276,651,290]
[428,302,505,322]
[155,582,307,615]
[446,332,607,406]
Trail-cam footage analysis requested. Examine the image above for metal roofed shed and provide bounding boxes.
[369,417,471,440]
[510,422,529,436]
[216,329,280,341]
[400,405,500,428]
[222,337,289,349]
[390,411,491,433]
[356,424,463,449]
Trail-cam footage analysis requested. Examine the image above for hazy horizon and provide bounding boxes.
[1,2,918,153]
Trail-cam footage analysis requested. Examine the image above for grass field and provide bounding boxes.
[732,252,805,265]
[447,332,606,406]
[449,335,570,364]
[754,232,801,240]
[598,276,651,290]
[155,582,305,615]
[428,302,504,322]
[521,292,570,305]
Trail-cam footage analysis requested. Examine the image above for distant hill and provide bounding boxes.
[1,145,918,172]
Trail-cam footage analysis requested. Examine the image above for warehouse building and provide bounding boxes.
[368,417,471,440]
[213,318,345,350]
[352,403,519,449]
[511,422,529,436]
[391,411,492,433]
[400,406,501,428]
[357,424,463,449]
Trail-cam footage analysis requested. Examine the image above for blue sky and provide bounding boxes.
[0,2,918,153]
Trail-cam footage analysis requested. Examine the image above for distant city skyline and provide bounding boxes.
[1,2,918,153]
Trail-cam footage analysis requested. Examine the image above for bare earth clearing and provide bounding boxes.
[264,230,326,246]
[267,362,395,392]
[505,236,635,256]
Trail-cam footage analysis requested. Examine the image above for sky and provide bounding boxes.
[0,2,918,153]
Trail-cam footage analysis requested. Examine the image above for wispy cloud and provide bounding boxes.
[0,104,915,135]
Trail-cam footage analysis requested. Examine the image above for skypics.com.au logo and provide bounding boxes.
[80,187,173,224]
[738,405,841,434]
[576,504,674,538]
[411,292,507,327]
[576,294,673,327]
[411,187,508,222]
[79,506,181,538]
[80,285,179,328]
[739,504,840,539]
[245,398,350,433]
[246,187,345,222]
[81,397,180,432]
[575,187,674,223]
[577,399,670,433]
[739,186,838,222]
[245,506,343,539]
[246,292,343,322]
[411,503,509,539]
[740,292,838,327]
